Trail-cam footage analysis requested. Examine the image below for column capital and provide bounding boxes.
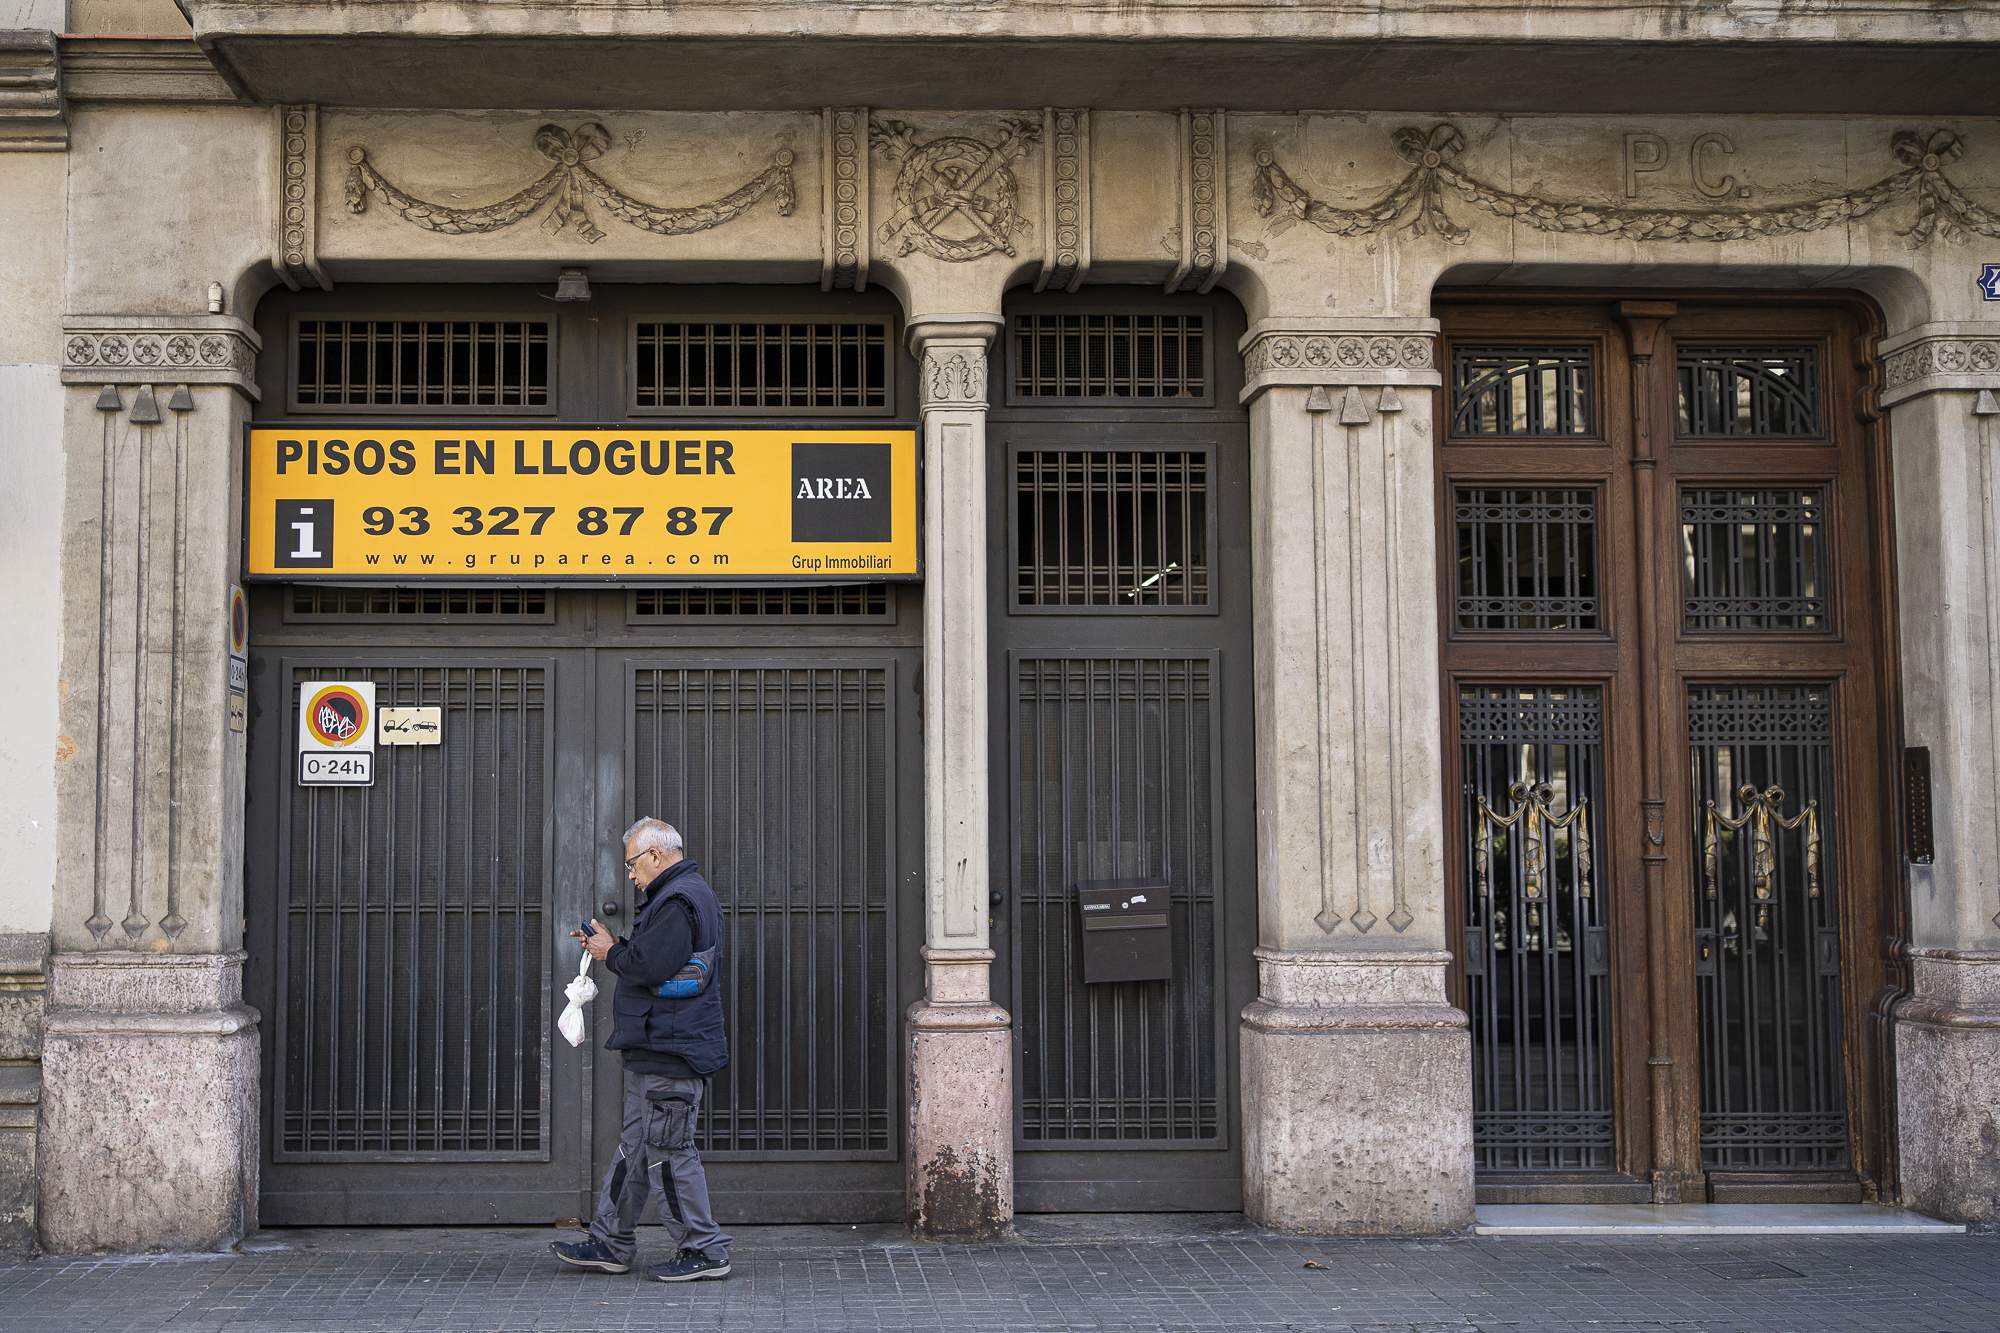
[61,314,262,399]
[909,315,1002,411]
[1238,316,1440,402]
[1879,320,2000,409]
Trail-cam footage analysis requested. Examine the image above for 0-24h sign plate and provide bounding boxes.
[244,423,919,582]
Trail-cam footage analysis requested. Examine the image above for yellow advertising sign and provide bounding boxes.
[245,424,919,581]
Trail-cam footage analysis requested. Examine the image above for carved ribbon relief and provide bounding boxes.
[345,122,796,242]
[1254,125,2000,247]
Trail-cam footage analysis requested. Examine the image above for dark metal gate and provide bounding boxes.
[990,296,1257,1211]
[247,283,922,1225]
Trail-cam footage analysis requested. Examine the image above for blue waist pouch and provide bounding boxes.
[655,944,719,999]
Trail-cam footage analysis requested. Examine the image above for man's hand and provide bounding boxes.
[572,919,616,962]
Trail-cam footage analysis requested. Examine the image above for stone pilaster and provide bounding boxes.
[904,315,1011,1238]
[1880,320,2000,1223]
[42,315,260,1252]
[1236,317,1473,1234]
[0,934,47,1251]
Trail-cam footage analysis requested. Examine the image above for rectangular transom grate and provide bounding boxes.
[285,586,552,623]
[1015,449,1211,611]
[279,665,548,1159]
[293,319,552,412]
[1010,313,1207,401]
[1455,487,1600,631]
[628,586,890,623]
[1681,487,1830,632]
[633,667,895,1156]
[632,321,891,413]
[1450,344,1595,436]
[1013,656,1221,1145]
[1676,344,1822,436]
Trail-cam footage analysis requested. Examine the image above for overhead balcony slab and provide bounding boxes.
[177,1,2000,114]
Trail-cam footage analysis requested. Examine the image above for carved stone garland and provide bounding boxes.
[345,122,796,243]
[1254,125,2000,246]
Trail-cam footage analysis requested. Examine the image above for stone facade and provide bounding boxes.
[0,1,1995,1250]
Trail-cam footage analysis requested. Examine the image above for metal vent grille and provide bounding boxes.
[293,319,553,412]
[632,666,896,1155]
[632,322,891,414]
[628,586,891,623]
[1014,449,1212,611]
[278,665,549,1158]
[1010,313,1208,401]
[1013,655,1221,1144]
[285,586,552,623]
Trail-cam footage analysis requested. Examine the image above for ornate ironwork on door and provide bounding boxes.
[631,666,897,1156]
[1459,685,1614,1173]
[1689,685,1847,1171]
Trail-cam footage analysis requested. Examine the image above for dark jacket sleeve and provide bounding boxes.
[606,896,696,989]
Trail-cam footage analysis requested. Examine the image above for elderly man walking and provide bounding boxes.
[554,817,733,1282]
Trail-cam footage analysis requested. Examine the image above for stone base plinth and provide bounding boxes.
[38,952,259,1253]
[1896,949,2000,1223]
[905,949,1011,1239]
[1241,948,1473,1235]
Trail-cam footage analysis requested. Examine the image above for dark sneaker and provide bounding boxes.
[647,1247,732,1282]
[551,1238,631,1274]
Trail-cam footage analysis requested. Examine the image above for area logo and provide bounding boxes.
[305,684,371,748]
[791,442,892,543]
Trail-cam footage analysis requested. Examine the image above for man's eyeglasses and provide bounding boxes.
[623,850,652,868]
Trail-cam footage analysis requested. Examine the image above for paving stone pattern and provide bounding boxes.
[0,1216,1994,1332]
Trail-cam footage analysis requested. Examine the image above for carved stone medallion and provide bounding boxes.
[873,117,1041,262]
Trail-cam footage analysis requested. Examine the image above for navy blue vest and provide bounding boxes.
[608,859,728,1075]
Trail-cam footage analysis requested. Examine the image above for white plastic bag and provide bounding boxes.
[558,950,598,1048]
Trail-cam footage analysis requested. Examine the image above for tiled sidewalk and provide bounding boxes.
[0,1214,1993,1332]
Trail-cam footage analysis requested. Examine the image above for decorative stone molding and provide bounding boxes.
[1878,322,2000,408]
[57,37,237,106]
[911,317,998,412]
[873,116,1040,263]
[1238,317,1440,400]
[61,316,261,399]
[1898,948,2000,1027]
[0,30,66,151]
[1166,109,1225,294]
[1243,948,1461,1029]
[345,122,796,243]
[275,106,330,291]
[821,107,870,291]
[1254,124,2000,247]
[0,933,47,1250]
[1035,108,1089,293]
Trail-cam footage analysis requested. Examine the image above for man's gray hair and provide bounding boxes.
[623,817,684,856]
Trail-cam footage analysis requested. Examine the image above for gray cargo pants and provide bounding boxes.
[588,1068,732,1265]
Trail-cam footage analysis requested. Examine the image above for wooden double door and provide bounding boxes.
[1438,296,1901,1203]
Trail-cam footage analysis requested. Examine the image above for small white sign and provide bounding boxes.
[298,679,375,785]
[228,690,247,734]
[379,706,442,746]
[228,657,249,693]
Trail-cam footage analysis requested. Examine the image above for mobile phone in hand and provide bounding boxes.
[578,918,594,938]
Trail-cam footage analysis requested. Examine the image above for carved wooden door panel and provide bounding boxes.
[1438,297,1900,1205]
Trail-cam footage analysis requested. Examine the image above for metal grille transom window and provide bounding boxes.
[628,586,890,622]
[1675,345,1822,437]
[293,319,553,412]
[1455,487,1600,631]
[632,321,891,414]
[1014,449,1212,611]
[1680,487,1830,632]
[285,586,552,623]
[1010,313,1207,402]
[1450,344,1595,437]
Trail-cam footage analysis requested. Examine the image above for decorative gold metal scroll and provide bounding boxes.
[345,123,796,244]
[1703,783,1821,905]
[1475,780,1593,904]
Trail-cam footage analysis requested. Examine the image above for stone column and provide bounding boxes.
[1236,319,1474,1234]
[904,315,1011,1237]
[1878,322,2000,1223]
[40,317,261,1252]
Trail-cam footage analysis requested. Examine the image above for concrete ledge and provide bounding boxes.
[1475,1203,1966,1235]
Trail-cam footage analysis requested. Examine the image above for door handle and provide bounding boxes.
[600,899,622,918]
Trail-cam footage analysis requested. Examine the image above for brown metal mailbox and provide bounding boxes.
[1075,879,1172,983]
